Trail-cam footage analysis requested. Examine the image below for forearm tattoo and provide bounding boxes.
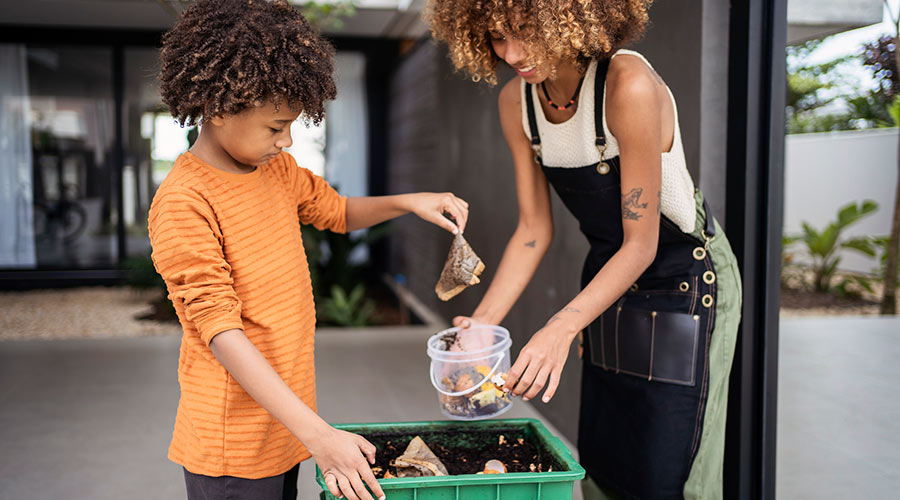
[622,188,648,221]
[524,240,536,248]
[546,307,581,325]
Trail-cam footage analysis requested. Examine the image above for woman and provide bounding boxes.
[425,1,742,499]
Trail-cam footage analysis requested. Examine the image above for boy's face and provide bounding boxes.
[207,100,300,167]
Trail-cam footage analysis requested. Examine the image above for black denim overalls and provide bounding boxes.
[525,59,719,499]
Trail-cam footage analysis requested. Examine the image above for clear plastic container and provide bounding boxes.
[427,324,513,420]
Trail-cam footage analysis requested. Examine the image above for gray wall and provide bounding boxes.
[386,1,731,442]
[784,128,899,274]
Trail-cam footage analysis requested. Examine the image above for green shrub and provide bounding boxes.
[785,200,879,292]
[303,223,391,327]
[318,284,377,327]
[121,254,165,290]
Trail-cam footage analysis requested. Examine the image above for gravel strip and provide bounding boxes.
[2,284,895,341]
[0,287,181,341]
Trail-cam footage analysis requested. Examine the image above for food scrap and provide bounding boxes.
[439,364,511,419]
[491,372,508,391]
[389,436,449,477]
[435,233,485,301]
[483,459,507,474]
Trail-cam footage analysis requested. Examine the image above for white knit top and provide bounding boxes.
[520,50,697,233]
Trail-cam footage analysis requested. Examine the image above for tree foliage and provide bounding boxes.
[785,35,900,133]
[862,35,899,100]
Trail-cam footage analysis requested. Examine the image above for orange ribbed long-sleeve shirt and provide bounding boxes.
[148,151,346,479]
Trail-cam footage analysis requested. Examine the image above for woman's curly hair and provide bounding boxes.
[159,0,336,127]
[425,0,652,85]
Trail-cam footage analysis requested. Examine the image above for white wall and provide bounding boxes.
[783,128,899,273]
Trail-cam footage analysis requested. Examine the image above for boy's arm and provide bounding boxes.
[287,154,468,235]
[150,188,383,500]
[210,329,385,500]
[345,193,469,234]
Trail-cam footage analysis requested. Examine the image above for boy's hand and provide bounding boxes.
[408,192,469,234]
[311,427,385,500]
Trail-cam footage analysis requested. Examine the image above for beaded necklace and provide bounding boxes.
[540,74,586,111]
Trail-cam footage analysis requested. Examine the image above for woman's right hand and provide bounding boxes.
[452,315,476,329]
[307,427,385,500]
[452,315,491,329]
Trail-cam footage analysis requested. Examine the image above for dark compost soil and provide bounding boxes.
[364,427,565,478]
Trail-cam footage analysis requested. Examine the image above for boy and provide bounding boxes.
[150,1,469,499]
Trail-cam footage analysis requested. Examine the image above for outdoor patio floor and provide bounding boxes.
[776,316,900,499]
[0,325,583,500]
[1,316,898,499]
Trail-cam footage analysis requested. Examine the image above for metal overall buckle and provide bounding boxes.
[692,230,716,261]
[595,143,610,175]
[531,143,542,164]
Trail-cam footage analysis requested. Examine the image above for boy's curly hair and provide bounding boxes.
[159,0,336,127]
[425,0,652,85]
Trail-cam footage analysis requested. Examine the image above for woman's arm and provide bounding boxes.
[503,57,667,403]
[345,193,469,234]
[455,77,555,327]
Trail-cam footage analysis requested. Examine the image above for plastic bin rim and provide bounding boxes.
[426,325,512,358]
[314,418,586,491]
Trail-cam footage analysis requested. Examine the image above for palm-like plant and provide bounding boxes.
[788,201,879,292]
[318,284,377,327]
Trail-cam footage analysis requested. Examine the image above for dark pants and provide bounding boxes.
[183,464,299,500]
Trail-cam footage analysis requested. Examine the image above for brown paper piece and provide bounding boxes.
[435,233,485,301]
[390,436,449,477]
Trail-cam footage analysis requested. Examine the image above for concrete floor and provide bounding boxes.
[0,325,582,500]
[2,316,899,499]
[776,316,900,499]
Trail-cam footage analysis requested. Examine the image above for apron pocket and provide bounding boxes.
[587,305,700,387]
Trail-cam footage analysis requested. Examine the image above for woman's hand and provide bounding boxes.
[503,319,579,403]
[451,315,487,329]
[406,192,469,234]
[308,427,385,500]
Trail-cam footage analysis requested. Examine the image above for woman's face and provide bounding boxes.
[489,30,551,83]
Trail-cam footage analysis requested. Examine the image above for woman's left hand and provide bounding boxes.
[407,192,469,234]
[503,321,578,403]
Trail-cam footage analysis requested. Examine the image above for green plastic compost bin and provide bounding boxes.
[315,418,585,500]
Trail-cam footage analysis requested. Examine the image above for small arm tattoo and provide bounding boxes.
[622,187,648,221]
[546,307,582,325]
[524,240,536,248]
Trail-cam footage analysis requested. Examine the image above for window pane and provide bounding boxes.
[27,46,116,269]
[123,47,176,260]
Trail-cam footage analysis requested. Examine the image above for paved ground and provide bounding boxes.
[776,316,900,499]
[2,315,899,499]
[0,325,583,500]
